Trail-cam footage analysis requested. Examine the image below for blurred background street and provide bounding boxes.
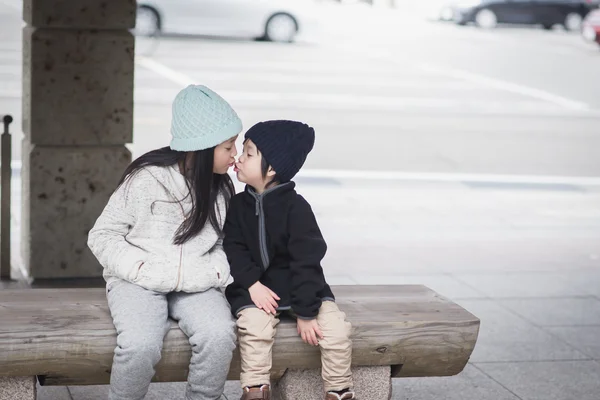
[1,0,600,399]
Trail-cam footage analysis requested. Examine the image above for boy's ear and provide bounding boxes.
[266,166,276,178]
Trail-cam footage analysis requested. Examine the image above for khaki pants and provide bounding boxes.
[236,301,353,392]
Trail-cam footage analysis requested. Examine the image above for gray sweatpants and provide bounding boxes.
[106,279,237,400]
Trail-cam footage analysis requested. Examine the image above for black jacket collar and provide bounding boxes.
[243,182,296,207]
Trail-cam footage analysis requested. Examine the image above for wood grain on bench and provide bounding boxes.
[0,285,479,385]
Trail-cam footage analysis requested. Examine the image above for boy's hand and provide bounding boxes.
[248,281,280,314]
[297,318,324,346]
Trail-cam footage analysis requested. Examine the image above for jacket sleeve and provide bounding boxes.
[223,197,263,289]
[87,171,152,282]
[288,197,328,320]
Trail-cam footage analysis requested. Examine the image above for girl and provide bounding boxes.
[88,85,241,400]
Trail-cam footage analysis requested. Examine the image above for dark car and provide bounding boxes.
[582,8,600,46]
[453,0,597,30]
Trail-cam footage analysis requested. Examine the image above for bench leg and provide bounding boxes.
[272,366,391,400]
[0,376,37,400]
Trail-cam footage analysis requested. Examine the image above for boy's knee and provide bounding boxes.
[318,304,352,343]
[236,308,277,340]
[324,318,352,343]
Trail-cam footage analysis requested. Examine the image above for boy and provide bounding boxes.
[224,120,355,400]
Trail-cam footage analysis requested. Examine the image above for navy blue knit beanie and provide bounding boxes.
[245,120,315,182]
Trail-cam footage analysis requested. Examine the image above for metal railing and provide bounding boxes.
[1,115,13,280]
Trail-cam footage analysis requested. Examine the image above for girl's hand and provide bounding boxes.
[248,282,280,314]
[297,318,324,346]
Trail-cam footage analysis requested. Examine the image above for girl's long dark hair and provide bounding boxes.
[117,146,234,245]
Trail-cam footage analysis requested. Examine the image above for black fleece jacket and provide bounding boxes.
[223,182,334,319]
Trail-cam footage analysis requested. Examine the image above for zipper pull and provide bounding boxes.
[255,200,259,216]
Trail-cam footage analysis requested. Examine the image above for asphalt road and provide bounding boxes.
[1,2,599,179]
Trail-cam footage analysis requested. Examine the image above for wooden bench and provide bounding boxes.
[0,285,480,399]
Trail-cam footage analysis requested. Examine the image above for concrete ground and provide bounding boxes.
[4,174,599,400]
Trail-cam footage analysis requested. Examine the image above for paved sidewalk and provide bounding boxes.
[6,174,600,400]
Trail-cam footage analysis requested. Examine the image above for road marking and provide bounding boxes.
[136,92,590,114]
[419,63,592,111]
[137,68,485,90]
[7,160,600,186]
[135,54,598,115]
[134,57,593,114]
[137,55,432,79]
[331,42,592,112]
[216,92,581,114]
[16,260,28,280]
[297,169,600,186]
[136,56,196,86]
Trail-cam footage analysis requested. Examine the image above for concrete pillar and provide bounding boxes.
[21,0,136,279]
[272,366,392,400]
[0,376,36,400]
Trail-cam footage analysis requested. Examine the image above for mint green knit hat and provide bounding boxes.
[170,85,242,151]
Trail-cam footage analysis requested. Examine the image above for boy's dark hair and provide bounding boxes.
[261,155,282,189]
[243,138,282,188]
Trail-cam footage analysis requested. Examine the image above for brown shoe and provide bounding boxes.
[241,385,270,400]
[326,390,355,400]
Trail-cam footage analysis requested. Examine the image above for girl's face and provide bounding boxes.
[235,139,275,192]
[213,135,238,175]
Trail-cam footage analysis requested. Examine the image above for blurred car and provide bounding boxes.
[134,0,319,43]
[582,8,600,46]
[419,1,457,21]
[452,0,597,30]
[436,1,458,21]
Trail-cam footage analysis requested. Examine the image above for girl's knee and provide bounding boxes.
[190,318,236,349]
[115,333,164,363]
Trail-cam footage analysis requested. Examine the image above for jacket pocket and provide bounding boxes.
[211,248,231,287]
[181,270,217,293]
[215,264,231,287]
[180,253,220,293]
[112,248,148,282]
[133,258,178,293]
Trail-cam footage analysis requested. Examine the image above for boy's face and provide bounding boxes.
[235,139,274,190]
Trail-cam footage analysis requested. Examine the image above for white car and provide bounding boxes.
[134,0,320,43]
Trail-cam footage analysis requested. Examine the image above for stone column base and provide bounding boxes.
[272,366,391,400]
[0,376,36,400]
